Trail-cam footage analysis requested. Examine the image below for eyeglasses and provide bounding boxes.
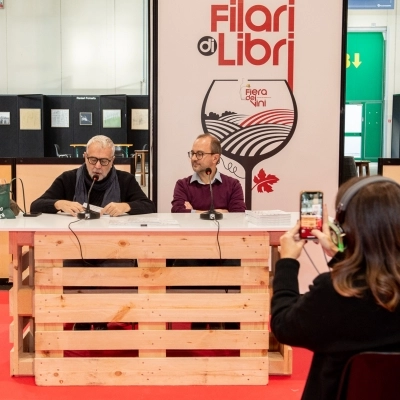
[188,151,214,160]
[86,156,112,166]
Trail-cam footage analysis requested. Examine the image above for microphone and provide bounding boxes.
[200,168,223,220]
[77,175,100,220]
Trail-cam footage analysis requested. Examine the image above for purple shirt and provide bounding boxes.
[171,172,246,213]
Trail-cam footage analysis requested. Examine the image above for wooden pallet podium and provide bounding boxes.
[7,213,292,385]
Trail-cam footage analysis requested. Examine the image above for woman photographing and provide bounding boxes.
[271,176,400,400]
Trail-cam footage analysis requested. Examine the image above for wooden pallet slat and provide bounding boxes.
[35,330,269,351]
[34,292,269,323]
[35,265,269,287]
[34,232,270,260]
[35,357,269,386]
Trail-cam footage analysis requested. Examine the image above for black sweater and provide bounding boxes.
[30,168,155,215]
[271,258,400,400]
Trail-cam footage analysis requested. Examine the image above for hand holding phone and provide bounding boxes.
[300,191,323,240]
[279,221,307,259]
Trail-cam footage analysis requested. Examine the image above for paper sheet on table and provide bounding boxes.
[108,216,180,227]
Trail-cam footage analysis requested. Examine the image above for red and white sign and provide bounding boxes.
[155,0,345,215]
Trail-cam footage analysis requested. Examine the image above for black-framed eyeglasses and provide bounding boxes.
[188,151,214,160]
[86,156,113,166]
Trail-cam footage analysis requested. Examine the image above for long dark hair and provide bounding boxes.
[331,176,400,311]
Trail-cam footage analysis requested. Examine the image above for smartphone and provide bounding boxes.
[300,191,323,240]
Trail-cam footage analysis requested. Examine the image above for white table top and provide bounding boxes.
[0,212,298,233]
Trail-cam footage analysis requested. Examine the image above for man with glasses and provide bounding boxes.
[31,135,155,216]
[171,133,245,330]
[171,133,245,213]
[30,135,155,330]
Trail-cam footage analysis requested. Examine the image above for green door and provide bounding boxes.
[345,32,385,162]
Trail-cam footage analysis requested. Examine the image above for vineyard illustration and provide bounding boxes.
[201,79,298,207]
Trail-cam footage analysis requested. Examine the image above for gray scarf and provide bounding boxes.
[74,164,120,207]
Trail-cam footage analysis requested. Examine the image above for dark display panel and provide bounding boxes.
[0,95,149,158]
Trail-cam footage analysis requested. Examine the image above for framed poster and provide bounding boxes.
[51,109,69,128]
[79,112,93,126]
[0,112,10,125]
[103,109,121,128]
[20,108,41,130]
[131,109,148,130]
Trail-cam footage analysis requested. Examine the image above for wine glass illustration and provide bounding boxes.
[201,79,298,208]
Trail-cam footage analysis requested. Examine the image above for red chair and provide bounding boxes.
[336,352,400,400]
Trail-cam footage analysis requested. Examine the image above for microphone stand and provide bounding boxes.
[200,168,223,220]
[77,175,101,220]
[10,177,42,217]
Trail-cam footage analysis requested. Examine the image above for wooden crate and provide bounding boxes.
[33,231,270,385]
[8,228,292,384]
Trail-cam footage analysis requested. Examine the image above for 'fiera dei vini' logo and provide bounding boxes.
[241,83,268,107]
[197,0,295,69]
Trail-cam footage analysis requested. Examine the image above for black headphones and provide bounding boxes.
[329,176,400,252]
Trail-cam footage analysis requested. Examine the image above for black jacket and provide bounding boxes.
[30,168,155,215]
[271,257,400,400]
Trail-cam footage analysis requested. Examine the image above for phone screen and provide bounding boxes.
[300,191,323,239]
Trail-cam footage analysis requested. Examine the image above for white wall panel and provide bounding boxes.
[0,0,145,95]
[115,0,146,94]
[5,0,61,94]
[0,10,6,93]
[60,0,117,94]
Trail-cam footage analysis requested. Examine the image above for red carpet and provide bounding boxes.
[0,290,311,400]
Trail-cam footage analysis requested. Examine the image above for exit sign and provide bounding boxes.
[349,0,394,8]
